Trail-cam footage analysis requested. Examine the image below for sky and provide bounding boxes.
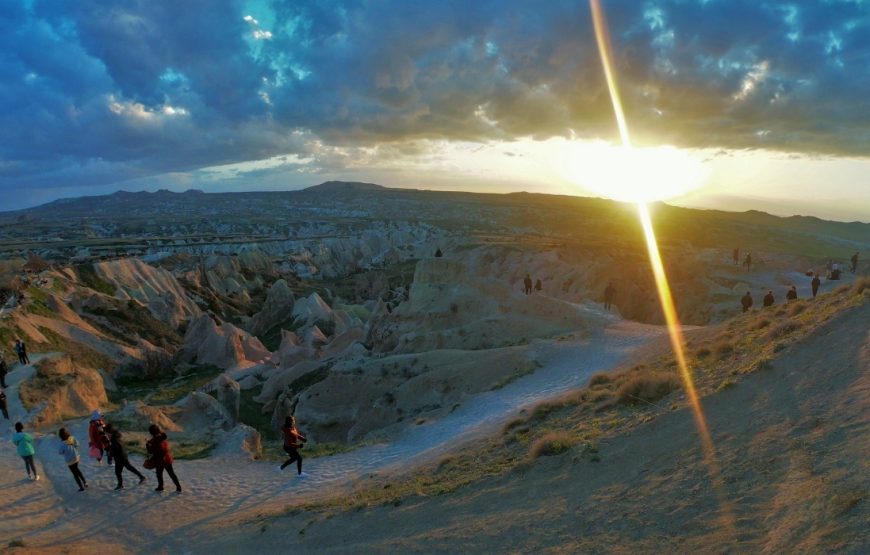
[2,0,869,221]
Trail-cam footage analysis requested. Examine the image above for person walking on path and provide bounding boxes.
[763,290,775,308]
[279,416,307,476]
[732,248,739,266]
[851,252,860,274]
[0,388,8,420]
[786,285,798,302]
[88,411,112,465]
[58,428,88,492]
[14,340,30,366]
[146,425,182,493]
[811,274,821,298]
[523,274,533,295]
[0,356,7,388]
[741,291,753,313]
[603,281,616,311]
[12,422,39,481]
[105,424,145,490]
[743,253,752,272]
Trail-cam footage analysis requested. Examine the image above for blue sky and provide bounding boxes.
[2,0,869,220]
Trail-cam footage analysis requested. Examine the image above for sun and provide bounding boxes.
[549,141,710,203]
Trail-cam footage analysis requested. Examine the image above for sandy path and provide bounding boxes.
[1,309,668,552]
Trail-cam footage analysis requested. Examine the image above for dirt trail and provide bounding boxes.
[200,300,870,554]
[1,307,669,552]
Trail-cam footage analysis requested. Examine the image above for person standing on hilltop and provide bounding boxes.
[811,273,821,298]
[523,274,533,295]
[12,422,40,481]
[58,428,88,492]
[743,252,752,272]
[763,290,775,308]
[435,248,443,258]
[604,281,616,311]
[741,291,753,313]
[851,252,859,274]
[786,285,798,302]
[732,248,739,266]
[146,424,182,493]
[105,424,146,490]
[534,279,543,292]
[279,415,307,477]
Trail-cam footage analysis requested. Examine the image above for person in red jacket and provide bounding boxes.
[146,424,182,493]
[88,411,112,465]
[279,416,307,476]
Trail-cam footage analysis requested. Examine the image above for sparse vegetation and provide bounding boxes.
[616,372,681,405]
[529,431,575,458]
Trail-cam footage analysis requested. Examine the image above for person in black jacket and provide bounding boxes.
[741,291,753,313]
[763,290,775,308]
[0,388,8,420]
[811,274,821,298]
[0,356,7,388]
[105,424,146,490]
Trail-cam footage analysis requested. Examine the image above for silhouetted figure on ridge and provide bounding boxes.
[604,281,616,311]
[741,291,753,313]
[732,248,739,266]
[811,274,821,298]
[851,252,859,274]
[534,279,542,292]
[763,290,775,308]
[434,248,443,258]
[786,285,797,302]
[743,252,752,272]
[523,274,533,295]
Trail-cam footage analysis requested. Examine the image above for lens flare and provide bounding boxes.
[588,0,733,530]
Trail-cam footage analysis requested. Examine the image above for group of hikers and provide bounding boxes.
[741,272,828,313]
[9,411,182,493]
[522,274,543,295]
[733,248,754,271]
[7,407,309,495]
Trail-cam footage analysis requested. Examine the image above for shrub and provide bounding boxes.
[852,277,870,295]
[529,431,575,459]
[695,347,712,359]
[616,372,681,405]
[588,372,612,387]
[714,341,734,359]
[764,320,800,340]
[587,389,613,404]
[751,317,771,330]
[787,302,807,317]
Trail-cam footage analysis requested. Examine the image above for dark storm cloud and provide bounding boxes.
[1,0,868,206]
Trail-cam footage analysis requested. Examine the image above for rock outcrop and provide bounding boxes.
[248,279,295,336]
[176,314,270,369]
[19,356,110,426]
[94,258,201,327]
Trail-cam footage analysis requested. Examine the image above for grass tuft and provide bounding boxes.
[529,431,575,459]
[616,373,681,405]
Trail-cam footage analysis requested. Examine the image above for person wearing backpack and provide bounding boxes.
[58,428,88,492]
[12,422,40,481]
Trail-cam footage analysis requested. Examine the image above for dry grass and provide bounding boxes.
[616,372,681,405]
[751,316,771,330]
[695,346,712,359]
[529,431,575,459]
[787,302,807,317]
[714,340,734,359]
[764,320,801,340]
[588,372,612,387]
[852,276,870,295]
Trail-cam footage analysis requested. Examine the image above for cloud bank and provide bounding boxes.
[2,0,868,206]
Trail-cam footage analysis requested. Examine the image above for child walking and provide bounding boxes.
[146,425,182,493]
[12,422,39,481]
[58,428,88,492]
[279,416,307,476]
